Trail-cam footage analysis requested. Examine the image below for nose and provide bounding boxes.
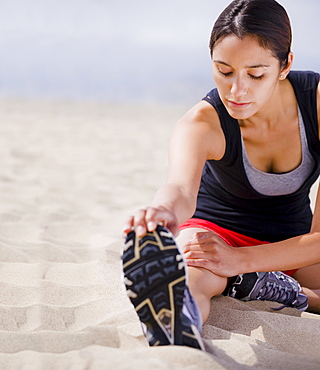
[230,76,248,98]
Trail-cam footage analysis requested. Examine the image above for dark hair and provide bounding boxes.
[209,0,292,68]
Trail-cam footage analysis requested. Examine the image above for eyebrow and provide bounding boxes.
[214,60,270,69]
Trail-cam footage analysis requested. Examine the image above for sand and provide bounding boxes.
[0,96,320,369]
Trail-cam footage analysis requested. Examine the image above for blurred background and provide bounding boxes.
[0,0,319,106]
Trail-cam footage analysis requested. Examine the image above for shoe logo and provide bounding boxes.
[230,286,237,298]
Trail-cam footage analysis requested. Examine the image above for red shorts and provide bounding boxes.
[179,218,297,276]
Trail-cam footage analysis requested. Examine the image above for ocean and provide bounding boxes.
[0,0,319,105]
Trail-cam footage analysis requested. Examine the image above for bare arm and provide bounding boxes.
[184,185,320,277]
[151,103,225,223]
[184,79,320,276]
[123,101,225,237]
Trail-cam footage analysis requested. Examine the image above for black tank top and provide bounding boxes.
[193,70,320,242]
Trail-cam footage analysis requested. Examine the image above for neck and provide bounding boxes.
[240,80,296,130]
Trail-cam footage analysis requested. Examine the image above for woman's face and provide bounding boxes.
[211,35,283,120]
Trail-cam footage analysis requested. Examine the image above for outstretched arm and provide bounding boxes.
[123,101,225,237]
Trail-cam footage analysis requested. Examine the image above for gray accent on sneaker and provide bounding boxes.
[226,271,309,311]
[122,225,205,350]
[182,287,203,333]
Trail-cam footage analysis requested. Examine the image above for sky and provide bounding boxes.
[0,0,319,104]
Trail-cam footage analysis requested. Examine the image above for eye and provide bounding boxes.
[249,74,264,80]
[219,71,232,77]
[217,67,232,77]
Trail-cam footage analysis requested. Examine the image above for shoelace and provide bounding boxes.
[256,273,299,310]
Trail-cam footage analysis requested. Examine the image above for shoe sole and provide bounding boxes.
[122,225,204,350]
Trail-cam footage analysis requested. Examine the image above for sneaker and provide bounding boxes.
[224,271,308,311]
[122,225,205,350]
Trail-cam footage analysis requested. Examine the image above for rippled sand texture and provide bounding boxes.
[0,98,319,369]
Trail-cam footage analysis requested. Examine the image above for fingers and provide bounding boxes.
[122,209,147,237]
[185,257,211,270]
[182,231,215,252]
[122,215,134,235]
[122,207,177,237]
[132,208,149,237]
[145,207,159,233]
[181,233,238,277]
[183,250,206,261]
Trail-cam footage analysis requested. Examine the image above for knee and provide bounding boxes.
[187,266,228,299]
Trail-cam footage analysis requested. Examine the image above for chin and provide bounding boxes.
[225,107,252,120]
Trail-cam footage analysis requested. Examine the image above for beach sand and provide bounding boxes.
[0,97,319,369]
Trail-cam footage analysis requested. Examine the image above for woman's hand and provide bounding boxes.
[122,206,180,237]
[182,231,245,277]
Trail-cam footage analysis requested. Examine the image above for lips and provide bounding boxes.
[227,100,251,108]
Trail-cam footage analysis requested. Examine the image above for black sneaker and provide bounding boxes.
[122,225,204,350]
[224,271,308,311]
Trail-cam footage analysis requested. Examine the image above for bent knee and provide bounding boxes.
[187,266,228,298]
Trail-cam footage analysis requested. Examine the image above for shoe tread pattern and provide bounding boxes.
[122,226,203,349]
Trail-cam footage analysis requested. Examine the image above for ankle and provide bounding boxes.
[190,291,211,324]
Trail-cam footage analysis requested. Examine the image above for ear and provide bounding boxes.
[279,52,294,80]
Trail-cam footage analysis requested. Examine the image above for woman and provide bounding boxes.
[122,0,320,351]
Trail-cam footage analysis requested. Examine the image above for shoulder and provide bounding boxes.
[179,100,220,129]
[287,70,320,138]
[288,70,319,91]
[317,78,320,136]
[174,100,226,160]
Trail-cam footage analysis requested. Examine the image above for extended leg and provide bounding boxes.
[122,225,206,350]
[176,227,228,323]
